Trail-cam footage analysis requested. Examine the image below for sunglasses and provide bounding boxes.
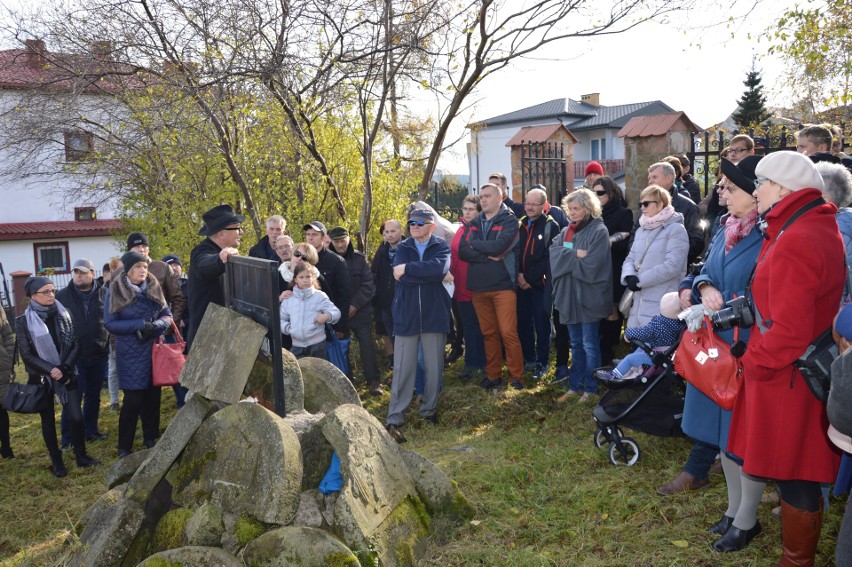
[594,190,607,197]
[293,251,304,258]
[639,201,658,208]
[222,226,243,232]
[408,220,432,227]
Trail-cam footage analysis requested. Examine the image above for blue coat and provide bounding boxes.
[104,277,172,391]
[391,235,451,336]
[681,225,761,450]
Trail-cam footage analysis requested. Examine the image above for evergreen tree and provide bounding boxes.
[732,64,771,128]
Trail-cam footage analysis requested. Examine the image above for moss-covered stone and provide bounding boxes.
[140,559,183,567]
[235,515,266,546]
[152,509,193,552]
[324,551,360,566]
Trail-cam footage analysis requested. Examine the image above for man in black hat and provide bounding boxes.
[187,204,245,349]
[329,226,381,395]
[304,221,351,337]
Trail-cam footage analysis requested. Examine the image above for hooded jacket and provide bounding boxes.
[279,285,341,347]
[56,278,108,359]
[517,213,560,289]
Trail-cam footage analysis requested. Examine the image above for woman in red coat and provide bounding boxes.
[727,151,845,566]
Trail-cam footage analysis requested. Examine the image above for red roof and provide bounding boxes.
[0,40,144,94]
[0,219,123,241]
[505,124,578,147]
[616,112,701,138]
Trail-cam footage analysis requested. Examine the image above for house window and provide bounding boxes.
[33,242,70,274]
[75,207,96,221]
[64,130,94,161]
[600,138,606,160]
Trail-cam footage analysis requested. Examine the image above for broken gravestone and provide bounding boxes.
[241,526,359,566]
[180,303,268,403]
[67,497,147,567]
[245,347,304,413]
[299,357,361,414]
[172,402,303,525]
[124,395,215,504]
[400,449,474,520]
[320,404,429,565]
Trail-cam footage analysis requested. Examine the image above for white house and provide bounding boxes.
[0,40,125,309]
[467,93,676,196]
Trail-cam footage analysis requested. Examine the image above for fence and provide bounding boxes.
[224,256,285,417]
[688,124,850,198]
[520,141,568,205]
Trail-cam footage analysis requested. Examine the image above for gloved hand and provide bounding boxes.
[137,321,156,342]
[678,304,713,333]
[624,275,641,292]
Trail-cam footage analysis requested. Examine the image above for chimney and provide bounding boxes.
[90,40,113,62]
[581,93,600,106]
[24,39,46,69]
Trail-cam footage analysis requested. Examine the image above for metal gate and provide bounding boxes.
[688,124,849,198]
[520,141,568,206]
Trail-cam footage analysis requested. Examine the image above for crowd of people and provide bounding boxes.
[0,124,851,565]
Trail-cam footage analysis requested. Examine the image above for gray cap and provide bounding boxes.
[72,258,95,273]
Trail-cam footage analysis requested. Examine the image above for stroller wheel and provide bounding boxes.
[608,437,640,466]
[594,426,622,449]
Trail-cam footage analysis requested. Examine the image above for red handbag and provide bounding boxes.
[673,315,742,411]
[152,320,186,387]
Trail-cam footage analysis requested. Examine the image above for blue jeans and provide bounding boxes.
[457,301,486,370]
[567,321,600,393]
[61,356,108,443]
[517,286,551,365]
[683,439,718,480]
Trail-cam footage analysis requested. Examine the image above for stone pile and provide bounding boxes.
[68,304,472,566]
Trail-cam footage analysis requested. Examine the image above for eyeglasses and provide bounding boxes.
[223,226,243,232]
[728,147,750,154]
[523,201,545,207]
[639,201,658,208]
[753,177,769,189]
[594,190,607,197]
[293,251,304,258]
[408,220,432,227]
[35,289,56,296]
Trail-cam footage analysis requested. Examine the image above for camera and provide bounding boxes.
[710,296,754,330]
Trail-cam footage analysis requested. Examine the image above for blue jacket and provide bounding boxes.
[104,275,172,390]
[681,225,761,449]
[391,235,451,336]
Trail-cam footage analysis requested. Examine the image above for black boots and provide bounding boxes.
[50,451,67,478]
[74,446,100,467]
[0,445,13,459]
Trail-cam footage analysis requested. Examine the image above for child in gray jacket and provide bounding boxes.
[280,263,341,359]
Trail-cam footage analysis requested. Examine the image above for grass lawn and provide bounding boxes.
[0,358,843,566]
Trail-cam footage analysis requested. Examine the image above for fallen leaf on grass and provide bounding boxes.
[470,520,481,526]
[671,540,689,548]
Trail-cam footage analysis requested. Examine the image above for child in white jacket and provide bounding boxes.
[280,263,341,359]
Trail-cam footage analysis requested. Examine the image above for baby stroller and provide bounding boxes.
[591,338,685,466]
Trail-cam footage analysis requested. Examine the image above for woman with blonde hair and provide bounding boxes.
[549,188,612,402]
[621,185,689,329]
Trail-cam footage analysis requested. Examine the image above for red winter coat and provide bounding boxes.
[727,189,844,482]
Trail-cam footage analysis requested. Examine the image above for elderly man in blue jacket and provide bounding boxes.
[385,208,451,443]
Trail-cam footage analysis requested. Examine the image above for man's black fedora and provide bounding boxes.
[198,204,246,236]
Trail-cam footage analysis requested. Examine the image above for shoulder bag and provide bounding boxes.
[673,315,742,410]
[2,375,53,414]
[152,320,186,387]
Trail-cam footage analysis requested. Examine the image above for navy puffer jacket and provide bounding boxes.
[104,273,172,390]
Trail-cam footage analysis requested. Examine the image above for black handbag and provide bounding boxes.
[2,378,52,414]
[796,328,840,402]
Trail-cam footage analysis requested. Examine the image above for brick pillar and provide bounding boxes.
[10,271,32,316]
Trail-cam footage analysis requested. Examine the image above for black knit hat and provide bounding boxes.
[126,232,149,251]
[25,276,53,297]
[121,251,149,274]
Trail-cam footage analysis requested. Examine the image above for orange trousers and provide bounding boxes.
[471,290,524,381]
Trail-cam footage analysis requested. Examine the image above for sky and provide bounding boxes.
[435,0,802,172]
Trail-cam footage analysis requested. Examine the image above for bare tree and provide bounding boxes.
[414,0,696,200]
